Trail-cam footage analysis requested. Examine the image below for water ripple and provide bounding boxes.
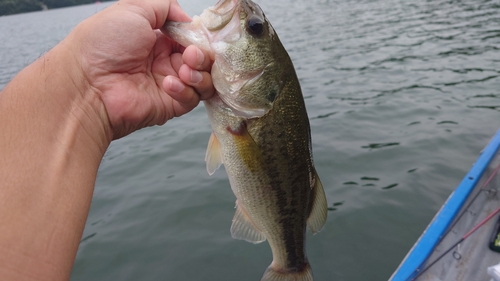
[2,0,499,280]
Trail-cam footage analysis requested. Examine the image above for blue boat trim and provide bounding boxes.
[391,129,500,281]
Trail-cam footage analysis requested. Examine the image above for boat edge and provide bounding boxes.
[389,129,500,281]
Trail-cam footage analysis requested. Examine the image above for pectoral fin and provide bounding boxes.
[231,200,266,244]
[227,121,265,174]
[205,132,223,175]
[307,170,328,234]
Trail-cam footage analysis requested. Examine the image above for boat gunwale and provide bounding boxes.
[390,129,500,281]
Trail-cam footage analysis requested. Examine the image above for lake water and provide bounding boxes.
[1,0,499,280]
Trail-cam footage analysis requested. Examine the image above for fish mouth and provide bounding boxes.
[211,0,237,15]
[161,0,241,56]
[202,0,239,32]
[203,0,260,31]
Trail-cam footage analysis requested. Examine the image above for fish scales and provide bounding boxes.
[162,0,328,280]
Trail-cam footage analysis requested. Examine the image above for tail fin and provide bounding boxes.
[260,263,313,281]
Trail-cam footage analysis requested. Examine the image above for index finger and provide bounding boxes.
[182,45,212,71]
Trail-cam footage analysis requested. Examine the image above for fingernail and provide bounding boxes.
[196,48,204,68]
[190,70,203,84]
[168,77,185,93]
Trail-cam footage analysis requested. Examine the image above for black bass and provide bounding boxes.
[162,0,327,280]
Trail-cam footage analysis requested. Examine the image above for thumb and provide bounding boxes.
[166,0,192,23]
[121,0,191,30]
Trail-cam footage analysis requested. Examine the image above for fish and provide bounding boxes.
[162,0,328,280]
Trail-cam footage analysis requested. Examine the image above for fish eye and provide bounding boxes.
[246,16,264,36]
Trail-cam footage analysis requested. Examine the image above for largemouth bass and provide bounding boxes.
[162,0,327,280]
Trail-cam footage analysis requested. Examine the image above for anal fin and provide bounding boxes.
[231,200,266,244]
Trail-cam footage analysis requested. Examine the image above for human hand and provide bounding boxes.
[71,0,214,139]
[0,2,216,278]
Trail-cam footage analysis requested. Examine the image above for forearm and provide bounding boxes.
[0,0,215,279]
[0,33,110,281]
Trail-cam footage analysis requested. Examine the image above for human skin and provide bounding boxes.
[0,0,214,280]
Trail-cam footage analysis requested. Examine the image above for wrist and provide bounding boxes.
[44,31,114,156]
[0,22,113,281]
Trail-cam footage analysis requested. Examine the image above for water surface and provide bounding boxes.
[1,0,500,280]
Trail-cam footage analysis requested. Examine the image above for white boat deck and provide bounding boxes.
[415,152,500,281]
